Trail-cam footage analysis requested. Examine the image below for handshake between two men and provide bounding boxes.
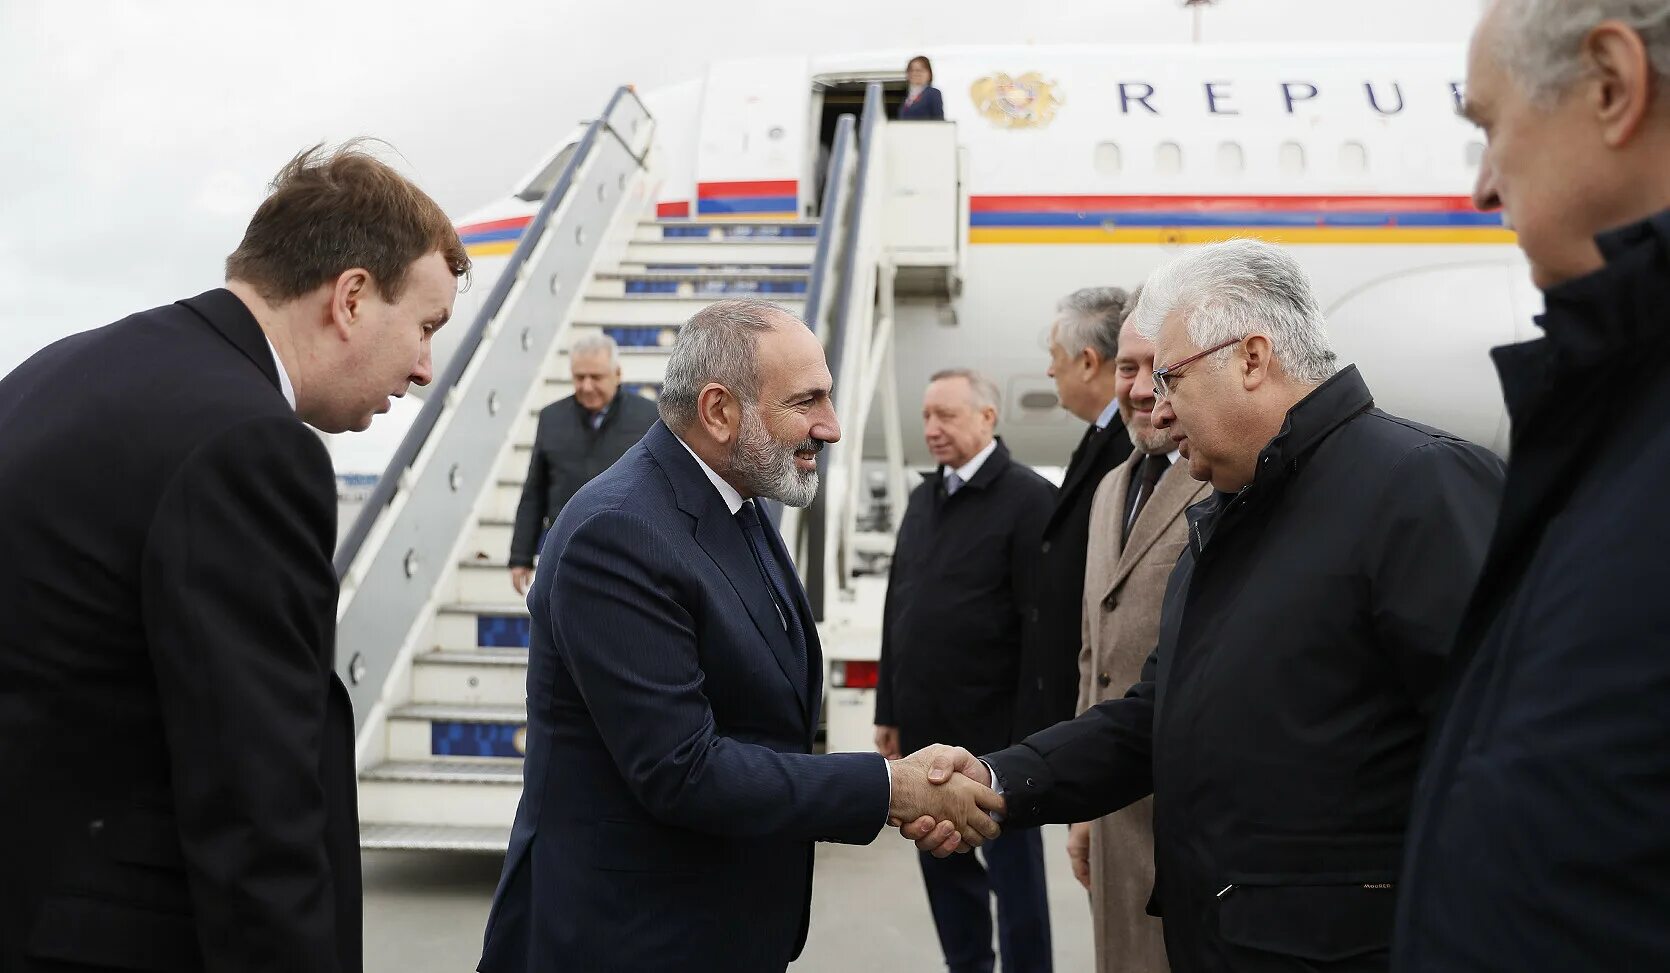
[885,743,1004,858]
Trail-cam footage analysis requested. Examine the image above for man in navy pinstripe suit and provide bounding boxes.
[479,299,1005,973]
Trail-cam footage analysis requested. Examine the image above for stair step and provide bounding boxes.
[469,520,514,559]
[362,758,524,785]
[454,559,537,608]
[620,261,811,275]
[577,295,804,326]
[412,649,528,707]
[586,276,808,299]
[387,701,526,761]
[359,822,512,852]
[623,242,818,265]
[359,759,524,829]
[435,603,531,652]
[582,324,681,351]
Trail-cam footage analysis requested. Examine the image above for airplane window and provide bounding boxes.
[1339,140,1369,175]
[1279,141,1306,176]
[1156,141,1183,175]
[1216,141,1244,175]
[516,143,580,202]
[1465,141,1485,168]
[1094,142,1123,175]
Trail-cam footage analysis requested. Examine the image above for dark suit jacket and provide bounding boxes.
[984,370,1503,973]
[0,290,360,973]
[509,392,658,566]
[874,439,1057,756]
[479,421,889,973]
[899,85,945,120]
[1013,418,1132,738]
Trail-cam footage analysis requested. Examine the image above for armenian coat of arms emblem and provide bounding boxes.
[969,72,1063,128]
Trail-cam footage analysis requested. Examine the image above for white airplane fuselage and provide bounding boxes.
[451,44,1534,462]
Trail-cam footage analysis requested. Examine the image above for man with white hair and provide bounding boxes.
[508,331,658,595]
[910,240,1505,972]
[1396,2,1670,968]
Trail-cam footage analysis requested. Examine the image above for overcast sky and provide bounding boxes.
[0,0,1484,470]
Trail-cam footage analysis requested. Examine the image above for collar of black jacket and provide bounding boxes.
[1493,207,1670,432]
[1249,364,1375,489]
[179,288,282,395]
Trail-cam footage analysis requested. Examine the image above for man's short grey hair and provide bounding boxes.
[658,299,794,430]
[1054,286,1130,363]
[1495,0,1670,105]
[930,368,1002,414]
[1131,239,1338,386]
[569,332,619,367]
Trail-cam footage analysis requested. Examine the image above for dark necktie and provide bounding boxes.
[1123,453,1171,542]
[735,500,808,687]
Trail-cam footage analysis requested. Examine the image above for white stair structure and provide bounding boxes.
[341,84,961,852]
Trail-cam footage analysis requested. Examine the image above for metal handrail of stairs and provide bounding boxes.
[795,111,857,616]
[332,86,655,738]
[803,82,887,621]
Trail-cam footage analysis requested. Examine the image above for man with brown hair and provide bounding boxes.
[0,142,467,973]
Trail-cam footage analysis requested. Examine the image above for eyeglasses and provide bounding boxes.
[1151,337,1243,401]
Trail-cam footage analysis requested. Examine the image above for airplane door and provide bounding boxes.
[696,56,811,218]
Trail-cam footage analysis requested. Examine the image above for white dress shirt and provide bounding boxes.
[264,335,297,411]
[947,438,999,487]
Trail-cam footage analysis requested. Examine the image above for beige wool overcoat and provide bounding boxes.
[1075,452,1209,973]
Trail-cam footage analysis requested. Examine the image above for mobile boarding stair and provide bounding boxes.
[339,84,960,851]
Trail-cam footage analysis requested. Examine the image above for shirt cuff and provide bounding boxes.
[882,755,893,826]
[981,759,1003,796]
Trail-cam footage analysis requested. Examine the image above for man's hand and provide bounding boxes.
[887,745,1003,851]
[898,746,997,858]
[1067,821,1092,891]
[510,566,534,596]
[874,725,901,760]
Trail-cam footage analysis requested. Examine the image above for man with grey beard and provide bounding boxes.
[479,300,1004,973]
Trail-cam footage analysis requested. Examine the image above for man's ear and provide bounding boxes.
[1585,19,1656,149]
[329,268,372,341]
[1242,335,1274,392]
[697,383,738,444]
[1079,347,1105,380]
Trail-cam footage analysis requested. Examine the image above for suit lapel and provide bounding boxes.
[1106,459,1208,593]
[1045,424,1101,535]
[646,424,811,716]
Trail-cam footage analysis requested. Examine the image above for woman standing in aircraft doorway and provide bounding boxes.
[900,55,945,120]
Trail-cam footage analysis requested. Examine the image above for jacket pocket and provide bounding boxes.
[591,817,727,873]
[1216,874,1396,962]
[27,894,201,971]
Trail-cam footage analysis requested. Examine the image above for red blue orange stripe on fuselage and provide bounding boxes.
[968,194,1514,244]
[456,193,1513,257]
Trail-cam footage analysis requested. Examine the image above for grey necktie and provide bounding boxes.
[944,471,964,496]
